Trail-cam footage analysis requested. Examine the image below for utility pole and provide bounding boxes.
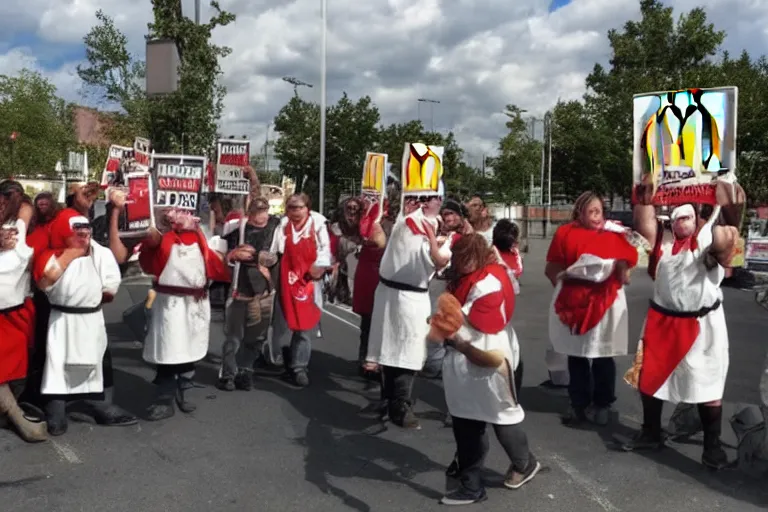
[417,98,440,132]
[264,123,270,172]
[546,111,553,236]
[194,0,200,23]
[319,0,327,215]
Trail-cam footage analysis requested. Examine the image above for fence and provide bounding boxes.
[489,203,572,238]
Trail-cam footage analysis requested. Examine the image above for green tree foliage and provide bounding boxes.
[77,2,235,155]
[550,0,768,203]
[0,70,77,178]
[272,92,482,210]
[486,105,542,205]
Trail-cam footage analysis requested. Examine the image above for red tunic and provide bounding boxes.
[352,245,385,315]
[547,222,638,335]
[139,230,231,284]
[451,263,516,334]
[280,218,321,331]
[0,297,35,384]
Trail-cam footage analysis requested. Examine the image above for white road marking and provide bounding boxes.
[51,440,82,464]
[322,308,360,330]
[549,453,620,512]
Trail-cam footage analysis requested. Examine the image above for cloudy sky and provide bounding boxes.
[1,0,766,167]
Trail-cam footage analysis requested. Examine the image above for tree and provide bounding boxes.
[487,105,542,206]
[77,2,235,155]
[0,70,77,178]
[272,94,320,190]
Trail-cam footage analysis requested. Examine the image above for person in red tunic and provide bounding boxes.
[545,191,638,426]
[354,198,393,381]
[139,208,231,420]
[0,180,45,442]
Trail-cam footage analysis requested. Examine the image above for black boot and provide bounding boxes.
[389,399,420,430]
[45,398,68,436]
[146,377,175,421]
[175,376,197,413]
[699,404,728,470]
[86,387,138,427]
[620,393,665,451]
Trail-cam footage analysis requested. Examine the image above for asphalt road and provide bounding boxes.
[2,238,767,512]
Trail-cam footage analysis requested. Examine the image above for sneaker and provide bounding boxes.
[440,487,487,506]
[293,371,310,388]
[216,378,235,392]
[560,406,588,426]
[586,406,611,426]
[702,442,729,470]
[504,458,541,489]
[234,371,253,391]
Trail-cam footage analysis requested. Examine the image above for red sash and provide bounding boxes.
[280,218,321,331]
[138,230,231,283]
[451,263,515,334]
[638,306,700,396]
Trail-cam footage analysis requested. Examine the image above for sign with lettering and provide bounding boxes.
[101,144,134,188]
[361,152,388,222]
[632,87,738,206]
[215,139,250,194]
[151,154,205,218]
[118,172,154,237]
[134,137,151,171]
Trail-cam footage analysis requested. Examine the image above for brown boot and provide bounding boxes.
[0,384,47,443]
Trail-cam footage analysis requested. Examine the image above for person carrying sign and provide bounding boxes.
[621,180,744,470]
[138,209,230,421]
[217,197,281,391]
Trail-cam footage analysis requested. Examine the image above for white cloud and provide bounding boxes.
[0,0,766,166]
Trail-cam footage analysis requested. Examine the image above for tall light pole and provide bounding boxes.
[282,76,313,95]
[418,98,440,132]
[319,0,327,215]
[194,0,200,23]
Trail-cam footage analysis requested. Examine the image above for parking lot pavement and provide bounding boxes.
[2,238,767,511]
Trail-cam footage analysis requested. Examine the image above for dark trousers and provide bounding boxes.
[452,416,531,492]
[154,362,195,383]
[567,356,616,410]
[358,314,372,363]
[381,365,416,407]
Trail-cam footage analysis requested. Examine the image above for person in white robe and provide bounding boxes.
[0,181,46,442]
[621,180,744,470]
[33,208,122,436]
[366,183,446,429]
[139,209,230,420]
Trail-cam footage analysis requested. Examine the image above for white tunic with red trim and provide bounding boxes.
[639,218,728,404]
[367,209,438,371]
[428,232,461,314]
[443,265,523,425]
[38,241,121,395]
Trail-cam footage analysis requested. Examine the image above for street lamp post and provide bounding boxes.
[417,98,440,132]
[282,76,313,95]
[319,0,327,215]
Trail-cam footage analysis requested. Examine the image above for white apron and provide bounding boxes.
[143,243,211,365]
[646,220,728,404]
[367,210,437,371]
[548,254,630,358]
[0,219,33,310]
[443,319,524,425]
[41,242,121,395]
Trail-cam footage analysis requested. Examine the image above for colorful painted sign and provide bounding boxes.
[361,152,388,221]
[632,87,738,205]
[401,143,444,197]
[151,154,205,214]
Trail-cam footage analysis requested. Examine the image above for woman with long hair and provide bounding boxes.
[0,180,45,442]
[545,191,638,426]
[433,233,539,505]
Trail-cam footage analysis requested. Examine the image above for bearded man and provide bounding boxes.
[622,180,745,470]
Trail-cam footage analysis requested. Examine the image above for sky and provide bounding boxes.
[0,0,766,168]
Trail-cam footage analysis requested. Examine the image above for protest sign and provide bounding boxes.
[632,87,738,206]
[361,152,388,221]
[117,171,154,237]
[215,139,250,194]
[151,154,205,215]
[101,144,133,187]
[401,143,444,212]
[134,137,151,171]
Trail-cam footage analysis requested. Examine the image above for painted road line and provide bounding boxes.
[322,307,360,330]
[51,440,82,464]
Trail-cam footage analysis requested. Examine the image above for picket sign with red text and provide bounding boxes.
[215,139,250,194]
[151,153,205,221]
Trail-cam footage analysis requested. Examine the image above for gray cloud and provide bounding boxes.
[0,0,766,165]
